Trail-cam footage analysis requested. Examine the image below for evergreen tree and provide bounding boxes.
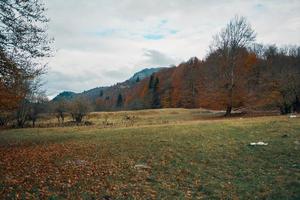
[116,93,123,108]
[152,77,161,108]
[153,77,159,90]
[148,74,155,89]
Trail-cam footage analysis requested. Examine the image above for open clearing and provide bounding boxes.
[0,109,299,199]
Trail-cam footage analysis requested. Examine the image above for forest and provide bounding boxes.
[122,43,300,114]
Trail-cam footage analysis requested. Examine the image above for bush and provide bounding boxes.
[68,97,91,124]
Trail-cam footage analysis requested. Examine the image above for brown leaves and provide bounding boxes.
[0,142,113,199]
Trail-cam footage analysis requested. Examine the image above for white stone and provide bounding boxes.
[250,141,268,146]
[134,164,151,169]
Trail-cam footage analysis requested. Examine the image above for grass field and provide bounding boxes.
[0,109,299,199]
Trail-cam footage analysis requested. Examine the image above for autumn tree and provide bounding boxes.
[207,16,256,116]
[95,98,105,111]
[0,50,22,117]
[261,45,300,114]
[170,65,184,107]
[158,68,174,108]
[0,0,51,124]
[176,57,202,108]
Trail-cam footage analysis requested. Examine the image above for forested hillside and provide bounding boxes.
[51,17,300,115]
[53,43,300,115]
[122,47,300,114]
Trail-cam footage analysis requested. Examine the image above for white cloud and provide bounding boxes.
[142,49,179,66]
[42,0,300,97]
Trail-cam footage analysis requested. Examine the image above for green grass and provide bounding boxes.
[0,110,299,199]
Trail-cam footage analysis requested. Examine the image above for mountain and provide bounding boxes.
[51,59,207,111]
[52,67,166,103]
[52,91,77,102]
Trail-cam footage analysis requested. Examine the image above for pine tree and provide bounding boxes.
[152,77,161,108]
[148,74,155,89]
[116,94,123,108]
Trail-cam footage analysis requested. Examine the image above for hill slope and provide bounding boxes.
[52,67,165,105]
[52,57,207,111]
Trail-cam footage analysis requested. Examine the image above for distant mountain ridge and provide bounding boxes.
[51,56,207,111]
[52,67,166,102]
[52,91,76,101]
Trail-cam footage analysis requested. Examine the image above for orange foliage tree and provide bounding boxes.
[203,16,256,116]
[0,51,24,112]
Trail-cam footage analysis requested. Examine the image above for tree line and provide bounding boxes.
[69,16,300,116]
[122,16,300,116]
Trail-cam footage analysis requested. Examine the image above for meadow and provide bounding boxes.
[0,109,299,199]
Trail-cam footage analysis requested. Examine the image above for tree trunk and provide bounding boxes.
[225,61,235,117]
[280,103,292,115]
[225,105,232,116]
[56,116,60,124]
[75,114,83,125]
[292,96,300,113]
[225,85,233,117]
[17,119,25,128]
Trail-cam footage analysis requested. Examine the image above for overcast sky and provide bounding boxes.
[42,0,300,98]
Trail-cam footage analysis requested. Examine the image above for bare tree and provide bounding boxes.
[14,78,44,127]
[0,0,51,60]
[209,16,256,116]
[52,100,68,124]
[68,97,91,124]
[27,93,48,128]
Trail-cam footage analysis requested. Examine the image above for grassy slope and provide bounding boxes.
[0,111,299,199]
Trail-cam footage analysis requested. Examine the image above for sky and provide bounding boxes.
[42,0,300,98]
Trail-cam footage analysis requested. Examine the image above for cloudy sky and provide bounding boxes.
[43,0,300,98]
